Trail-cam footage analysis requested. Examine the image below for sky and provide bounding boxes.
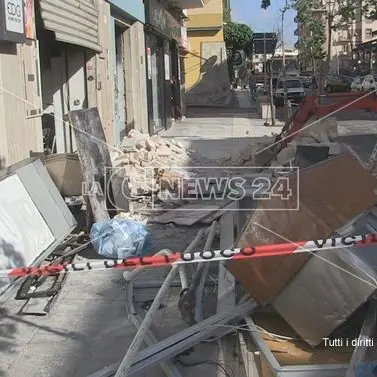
[231,0,297,47]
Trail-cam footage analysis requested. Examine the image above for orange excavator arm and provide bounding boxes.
[283,92,377,144]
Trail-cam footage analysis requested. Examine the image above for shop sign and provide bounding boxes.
[164,53,170,80]
[0,0,25,42]
[146,0,181,42]
[24,0,34,39]
[180,26,189,50]
[5,0,23,33]
[147,47,152,80]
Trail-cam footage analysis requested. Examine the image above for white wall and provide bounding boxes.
[0,42,43,168]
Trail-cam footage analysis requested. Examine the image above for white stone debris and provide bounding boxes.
[115,211,148,224]
[231,116,341,168]
[111,130,190,197]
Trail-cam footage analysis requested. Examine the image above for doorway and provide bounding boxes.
[146,33,166,134]
[113,23,127,145]
[39,38,88,153]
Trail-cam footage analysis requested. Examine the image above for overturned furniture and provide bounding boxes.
[0,157,77,302]
[244,299,377,377]
[227,150,377,346]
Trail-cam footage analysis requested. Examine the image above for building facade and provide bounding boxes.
[295,1,377,75]
[0,0,104,164]
[105,0,149,145]
[0,0,206,169]
[0,0,43,167]
[144,0,183,133]
[184,0,231,106]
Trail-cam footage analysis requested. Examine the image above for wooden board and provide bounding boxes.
[252,310,355,367]
[227,152,377,306]
[152,200,231,226]
[70,108,128,222]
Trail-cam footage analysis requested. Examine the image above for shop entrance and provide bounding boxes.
[113,23,128,145]
[146,33,166,134]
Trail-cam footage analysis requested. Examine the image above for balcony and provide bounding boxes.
[169,0,208,9]
[186,13,223,30]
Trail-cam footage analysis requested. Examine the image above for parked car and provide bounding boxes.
[324,76,351,93]
[339,75,354,85]
[361,74,377,92]
[351,76,365,91]
[300,74,313,88]
[273,78,306,107]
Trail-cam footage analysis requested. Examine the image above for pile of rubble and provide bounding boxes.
[231,116,340,167]
[111,130,190,196]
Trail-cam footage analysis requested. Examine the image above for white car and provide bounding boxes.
[351,76,364,91]
[273,79,306,106]
[361,74,377,92]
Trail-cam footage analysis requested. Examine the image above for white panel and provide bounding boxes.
[0,174,55,293]
[0,174,55,268]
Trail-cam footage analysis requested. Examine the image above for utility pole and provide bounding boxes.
[281,0,289,122]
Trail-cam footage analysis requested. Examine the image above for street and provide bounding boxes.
[1,88,377,377]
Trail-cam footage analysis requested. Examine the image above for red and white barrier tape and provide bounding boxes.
[2,233,377,279]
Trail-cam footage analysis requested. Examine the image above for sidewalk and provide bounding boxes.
[160,89,283,161]
[0,90,273,377]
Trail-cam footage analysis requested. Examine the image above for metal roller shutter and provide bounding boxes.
[39,0,101,52]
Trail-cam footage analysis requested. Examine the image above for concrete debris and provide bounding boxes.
[329,142,341,155]
[115,211,148,224]
[229,136,276,166]
[299,115,338,141]
[112,131,190,197]
[276,141,297,165]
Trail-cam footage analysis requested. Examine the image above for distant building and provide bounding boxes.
[295,0,377,74]
[252,47,298,73]
[184,0,232,106]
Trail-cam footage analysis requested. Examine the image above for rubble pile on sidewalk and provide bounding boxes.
[232,116,340,167]
[110,130,190,196]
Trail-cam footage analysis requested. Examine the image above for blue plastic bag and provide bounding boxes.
[90,218,151,259]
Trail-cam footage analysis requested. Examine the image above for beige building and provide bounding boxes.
[184,0,231,106]
[295,0,377,74]
[0,0,150,168]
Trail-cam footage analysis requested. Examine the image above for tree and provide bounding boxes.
[223,22,253,52]
[262,0,377,91]
[294,0,326,74]
[223,0,231,22]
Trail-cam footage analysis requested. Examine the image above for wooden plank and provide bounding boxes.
[152,200,230,226]
[239,332,261,377]
[69,108,128,221]
[226,152,377,306]
[251,310,354,366]
[199,199,234,224]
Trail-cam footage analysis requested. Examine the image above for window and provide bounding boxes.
[279,80,302,89]
[365,28,373,39]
